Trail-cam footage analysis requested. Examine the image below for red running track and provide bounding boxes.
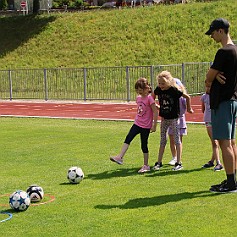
[0,96,203,123]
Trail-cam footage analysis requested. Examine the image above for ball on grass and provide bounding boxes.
[26,184,44,203]
[9,190,31,211]
[67,166,84,184]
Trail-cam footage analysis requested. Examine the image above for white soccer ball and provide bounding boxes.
[26,184,44,203]
[9,190,31,211]
[67,166,84,184]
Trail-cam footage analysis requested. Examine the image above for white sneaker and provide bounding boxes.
[110,156,123,165]
[153,162,162,171]
[138,165,150,173]
[168,157,177,166]
[172,163,183,171]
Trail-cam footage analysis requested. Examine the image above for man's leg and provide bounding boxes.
[231,139,237,178]
[218,139,235,188]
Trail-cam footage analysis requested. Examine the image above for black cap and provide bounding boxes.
[205,18,230,35]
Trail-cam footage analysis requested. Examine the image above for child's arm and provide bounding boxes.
[182,93,194,114]
[151,91,160,110]
[151,91,156,100]
[150,103,158,133]
[201,100,205,114]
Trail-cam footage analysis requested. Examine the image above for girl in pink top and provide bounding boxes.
[110,78,158,173]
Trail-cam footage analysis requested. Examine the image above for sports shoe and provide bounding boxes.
[211,179,227,189]
[202,161,214,168]
[110,156,123,165]
[138,165,150,173]
[153,162,162,171]
[168,157,177,166]
[172,162,183,171]
[214,164,223,171]
[210,182,237,193]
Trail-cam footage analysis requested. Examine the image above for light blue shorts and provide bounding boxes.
[168,127,187,136]
[205,122,212,127]
[211,100,237,140]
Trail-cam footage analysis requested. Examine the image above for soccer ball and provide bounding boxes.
[67,166,84,184]
[9,190,31,211]
[26,184,44,203]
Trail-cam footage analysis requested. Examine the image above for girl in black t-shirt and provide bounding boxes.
[152,71,193,171]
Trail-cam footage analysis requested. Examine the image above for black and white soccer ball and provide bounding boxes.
[26,184,44,203]
[9,190,31,211]
[67,166,84,184]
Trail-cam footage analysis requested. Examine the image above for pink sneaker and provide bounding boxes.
[110,156,123,165]
[138,165,150,173]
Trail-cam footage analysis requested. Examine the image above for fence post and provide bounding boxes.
[181,63,186,87]
[8,69,12,101]
[83,68,87,101]
[44,68,48,101]
[150,65,154,90]
[126,66,130,102]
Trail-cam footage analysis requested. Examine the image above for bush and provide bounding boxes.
[75,0,83,7]
[52,0,85,8]
[0,0,8,10]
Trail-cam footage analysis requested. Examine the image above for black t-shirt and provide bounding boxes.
[210,44,237,109]
[154,86,183,119]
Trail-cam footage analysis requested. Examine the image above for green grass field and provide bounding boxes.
[0,117,236,236]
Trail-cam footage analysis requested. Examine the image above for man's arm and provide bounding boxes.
[205,68,219,86]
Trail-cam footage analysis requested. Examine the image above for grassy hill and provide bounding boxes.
[0,0,236,69]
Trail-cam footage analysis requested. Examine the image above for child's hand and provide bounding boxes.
[150,126,157,133]
[187,108,194,114]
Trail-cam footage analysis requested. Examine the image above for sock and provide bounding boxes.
[227,174,236,188]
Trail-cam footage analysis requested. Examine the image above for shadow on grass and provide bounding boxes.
[0,14,56,57]
[0,208,18,213]
[59,182,83,185]
[145,166,204,177]
[87,168,139,180]
[95,190,218,210]
[87,166,204,180]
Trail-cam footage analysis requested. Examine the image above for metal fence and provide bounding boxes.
[0,62,211,102]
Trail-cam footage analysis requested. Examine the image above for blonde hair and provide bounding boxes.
[157,71,186,93]
[157,71,176,86]
[178,83,187,94]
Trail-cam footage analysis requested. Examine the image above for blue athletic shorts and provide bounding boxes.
[211,100,237,140]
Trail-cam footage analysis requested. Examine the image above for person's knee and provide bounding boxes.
[212,140,219,148]
[231,139,236,147]
[142,146,148,153]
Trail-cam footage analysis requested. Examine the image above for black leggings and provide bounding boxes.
[124,124,150,153]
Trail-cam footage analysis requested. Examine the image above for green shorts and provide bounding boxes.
[211,100,237,140]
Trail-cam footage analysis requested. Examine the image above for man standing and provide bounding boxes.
[205,18,237,193]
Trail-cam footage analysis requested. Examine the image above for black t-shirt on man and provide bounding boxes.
[210,44,237,109]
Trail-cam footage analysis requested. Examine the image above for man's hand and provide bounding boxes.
[216,72,226,84]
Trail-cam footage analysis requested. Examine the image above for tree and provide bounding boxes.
[0,0,8,10]
[33,0,40,13]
